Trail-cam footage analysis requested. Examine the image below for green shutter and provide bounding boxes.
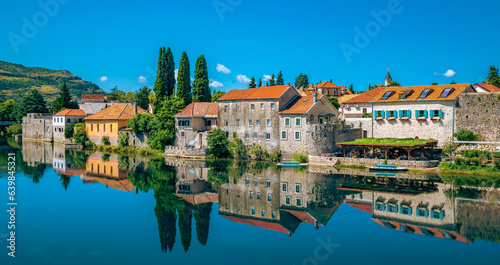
[285,118,289,126]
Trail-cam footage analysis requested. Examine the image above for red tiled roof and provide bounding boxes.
[221,214,290,234]
[475,83,500,92]
[343,86,386,104]
[82,94,105,100]
[217,85,290,101]
[344,201,373,214]
[174,102,218,117]
[85,104,147,121]
[371,83,471,102]
[338,94,358,104]
[279,92,318,114]
[88,176,136,192]
[176,192,218,205]
[317,81,340,88]
[54,109,86,116]
[284,209,318,225]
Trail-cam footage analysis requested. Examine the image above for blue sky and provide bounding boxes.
[1,0,499,94]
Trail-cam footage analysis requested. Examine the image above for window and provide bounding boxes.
[296,118,301,126]
[67,119,71,123]
[418,89,433,99]
[282,183,287,192]
[205,120,212,127]
[256,120,260,126]
[236,105,240,112]
[267,119,271,127]
[91,124,93,132]
[97,124,99,132]
[179,121,184,126]
[285,118,290,126]
[363,108,367,113]
[295,131,300,140]
[253,132,258,139]
[245,132,249,139]
[374,110,384,119]
[281,131,287,139]
[251,207,256,215]
[399,90,414,99]
[260,103,264,110]
[271,103,275,110]
[265,133,271,140]
[387,110,397,118]
[245,178,249,186]
[439,87,455,98]
[272,211,276,218]
[267,194,272,202]
[254,179,258,186]
[249,119,253,126]
[224,105,228,112]
[224,120,228,126]
[236,119,240,126]
[250,104,255,111]
[285,197,291,205]
[226,132,229,138]
[257,192,261,199]
[431,109,443,118]
[416,110,428,118]
[266,180,271,187]
[311,132,315,137]
[110,124,112,132]
[381,91,395,100]
[295,184,301,193]
[261,209,266,217]
[400,110,411,118]
[296,198,302,207]
[249,191,254,199]
[185,121,190,126]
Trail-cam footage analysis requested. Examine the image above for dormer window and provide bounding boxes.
[438,87,455,98]
[418,89,433,99]
[399,90,414,99]
[380,91,395,100]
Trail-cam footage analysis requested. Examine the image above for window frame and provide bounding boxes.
[294,131,301,140]
[285,117,290,126]
[281,130,287,140]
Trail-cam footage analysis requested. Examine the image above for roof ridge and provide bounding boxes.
[117,104,128,119]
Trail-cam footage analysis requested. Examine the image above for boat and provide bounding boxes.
[277,161,308,167]
[369,164,407,172]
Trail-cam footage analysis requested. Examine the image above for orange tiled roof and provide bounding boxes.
[54,109,86,116]
[279,92,318,114]
[343,86,386,104]
[174,102,218,117]
[338,94,358,104]
[217,85,290,101]
[344,201,373,214]
[221,214,290,234]
[475,83,500,92]
[284,209,319,225]
[85,104,147,121]
[82,94,105,100]
[341,87,353,95]
[176,192,219,205]
[371,83,471,102]
[316,81,340,88]
[88,176,136,192]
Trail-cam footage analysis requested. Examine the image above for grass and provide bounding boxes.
[335,164,367,170]
[439,161,500,177]
[340,138,435,146]
[95,145,163,157]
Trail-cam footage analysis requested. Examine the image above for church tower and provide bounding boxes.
[384,69,392,86]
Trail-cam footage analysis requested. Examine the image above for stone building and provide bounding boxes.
[174,102,218,148]
[52,109,86,143]
[79,94,126,115]
[371,83,475,146]
[315,81,352,98]
[85,104,147,145]
[454,92,500,142]
[473,83,500,93]
[341,86,385,119]
[22,113,54,142]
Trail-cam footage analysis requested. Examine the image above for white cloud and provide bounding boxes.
[209,80,224,88]
[138,75,147,83]
[99,76,108,82]
[237,74,251,84]
[175,69,179,80]
[216,63,231,74]
[262,74,272,81]
[434,69,456,77]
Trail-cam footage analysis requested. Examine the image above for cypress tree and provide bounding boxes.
[193,55,210,102]
[51,82,78,113]
[487,65,500,87]
[165,47,176,97]
[269,74,276,86]
[176,51,192,106]
[349,84,354,94]
[153,47,167,112]
[249,77,256,88]
[258,78,262,87]
[276,71,284,85]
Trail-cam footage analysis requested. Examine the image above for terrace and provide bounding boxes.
[338,138,438,161]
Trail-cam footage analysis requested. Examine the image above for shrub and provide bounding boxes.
[454,129,480,141]
[64,125,74,138]
[362,112,372,118]
[268,150,282,162]
[101,136,111,145]
[207,129,230,158]
[454,157,465,165]
[228,135,248,159]
[293,153,308,163]
[118,133,129,148]
[251,144,266,160]
[102,154,110,162]
[465,158,481,167]
[6,123,22,135]
[494,160,500,170]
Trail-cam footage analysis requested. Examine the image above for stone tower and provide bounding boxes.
[384,69,392,86]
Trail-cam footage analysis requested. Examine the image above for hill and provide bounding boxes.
[0,60,106,102]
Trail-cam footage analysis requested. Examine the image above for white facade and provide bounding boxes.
[342,103,371,118]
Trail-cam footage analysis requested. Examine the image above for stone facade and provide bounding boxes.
[79,102,126,115]
[174,117,217,148]
[345,118,372,138]
[454,92,500,142]
[22,113,53,142]
[118,130,149,149]
[308,155,440,168]
[165,146,208,158]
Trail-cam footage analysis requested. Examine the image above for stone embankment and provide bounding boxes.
[309,155,440,169]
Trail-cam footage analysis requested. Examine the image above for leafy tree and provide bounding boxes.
[248,77,256,88]
[211,91,226,102]
[148,97,185,150]
[118,132,129,148]
[6,123,21,135]
[108,86,120,100]
[207,128,230,158]
[450,80,457,84]
[176,51,192,106]
[228,135,248,159]
[153,47,167,111]
[64,125,74,138]
[14,89,47,122]
[194,203,212,246]
[486,65,500,87]
[135,86,151,110]
[276,71,284,85]
[73,123,89,146]
[127,113,154,134]
[0,99,16,121]
[269,74,276,86]
[51,82,78,113]
[431,82,438,85]
[193,55,210,102]
[165,47,176,97]
[349,84,354,94]
[124,92,135,102]
[178,201,193,252]
[362,113,372,118]
[389,81,401,87]
[328,97,340,109]
[102,136,111,145]
[294,73,309,88]
[454,129,480,141]
[258,78,262,87]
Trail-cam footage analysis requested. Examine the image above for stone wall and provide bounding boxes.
[22,113,53,142]
[344,118,372,138]
[165,146,208,158]
[118,130,149,148]
[455,92,500,142]
[308,155,440,168]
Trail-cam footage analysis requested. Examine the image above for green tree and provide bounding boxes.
[64,125,74,138]
[15,89,47,122]
[194,203,212,246]
[153,47,167,111]
[276,71,284,85]
[207,128,230,158]
[135,86,151,110]
[258,78,262,87]
[127,113,154,134]
[148,97,185,150]
[294,73,309,88]
[102,136,111,145]
[211,91,226,102]
[454,129,480,141]
[228,135,248,159]
[328,97,340,109]
[193,55,210,102]
[6,123,22,135]
[51,82,78,113]
[389,81,401,87]
[431,82,438,85]
[349,84,354,94]
[248,77,256,88]
[178,201,193,252]
[176,51,192,106]
[450,80,457,84]
[269,74,276,86]
[486,65,500,87]
[165,47,176,97]
[0,99,16,121]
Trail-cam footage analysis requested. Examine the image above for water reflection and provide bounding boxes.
[4,140,500,255]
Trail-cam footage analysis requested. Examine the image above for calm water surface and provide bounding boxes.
[1,140,499,265]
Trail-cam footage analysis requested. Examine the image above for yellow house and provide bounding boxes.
[84,104,147,145]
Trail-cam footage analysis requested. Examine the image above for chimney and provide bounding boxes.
[134,103,137,115]
[312,91,318,102]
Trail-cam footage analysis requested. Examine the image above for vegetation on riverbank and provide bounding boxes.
[341,138,435,146]
[95,144,163,157]
[335,164,366,170]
